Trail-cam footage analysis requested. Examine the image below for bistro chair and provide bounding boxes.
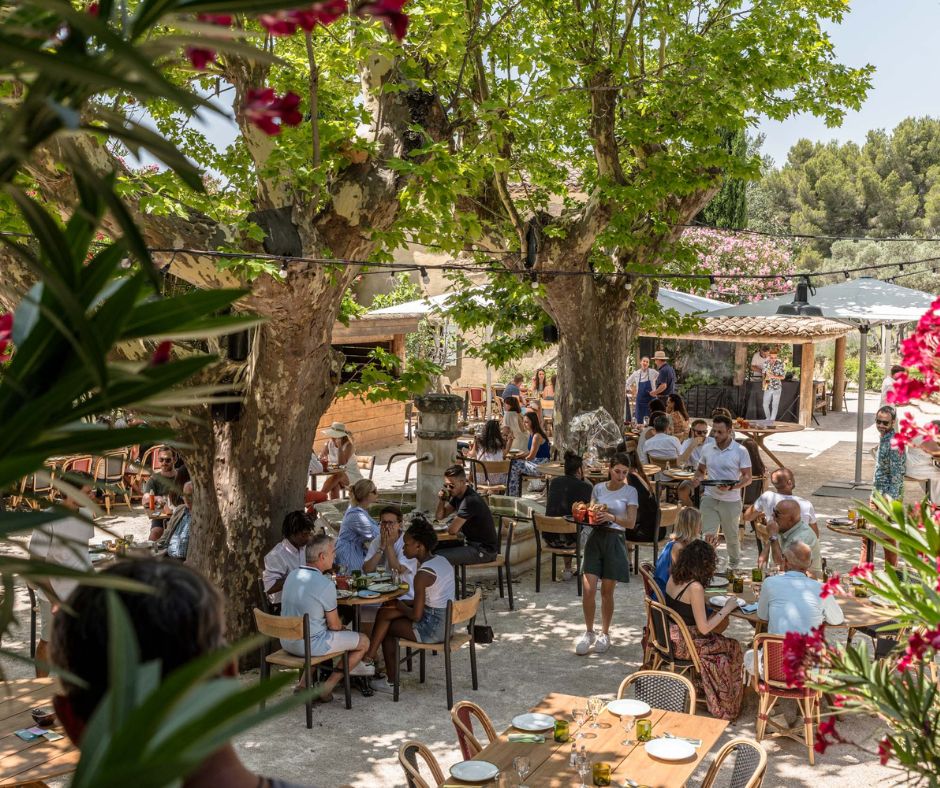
[93,451,132,515]
[539,398,555,435]
[10,465,57,511]
[451,700,497,759]
[752,633,820,764]
[617,669,696,714]
[468,387,486,420]
[356,455,376,480]
[625,495,677,575]
[456,516,515,610]
[646,599,703,687]
[699,738,767,788]
[466,458,510,498]
[397,740,444,788]
[531,513,581,596]
[256,578,276,615]
[394,588,482,709]
[637,562,664,667]
[252,608,352,727]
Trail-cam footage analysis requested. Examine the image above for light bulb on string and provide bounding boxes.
[419,267,430,285]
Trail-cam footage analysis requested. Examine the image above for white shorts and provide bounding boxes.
[311,628,360,657]
[39,598,54,642]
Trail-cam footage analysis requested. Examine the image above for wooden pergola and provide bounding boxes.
[640,315,853,426]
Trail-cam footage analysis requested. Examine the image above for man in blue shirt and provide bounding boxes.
[280,534,374,700]
[501,373,524,402]
[651,350,676,402]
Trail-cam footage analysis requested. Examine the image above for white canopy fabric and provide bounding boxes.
[710,276,935,325]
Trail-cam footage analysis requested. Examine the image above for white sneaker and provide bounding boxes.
[575,631,596,656]
[594,633,611,654]
[370,677,395,693]
[562,569,574,581]
[350,661,376,677]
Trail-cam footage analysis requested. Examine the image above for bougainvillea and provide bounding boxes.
[0,313,12,363]
[245,89,303,135]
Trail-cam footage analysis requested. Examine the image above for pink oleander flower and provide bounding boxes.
[878,737,893,766]
[815,718,844,754]
[820,573,841,599]
[781,626,826,688]
[355,0,409,39]
[0,312,13,363]
[150,341,172,366]
[245,89,303,135]
[185,46,216,70]
[848,563,874,580]
[895,628,940,672]
[198,13,233,25]
[260,2,348,35]
[87,2,99,16]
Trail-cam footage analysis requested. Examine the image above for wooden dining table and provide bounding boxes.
[826,518,876,565]
[0,678,79,786]
[446,692,727,787]
[733,421,804,469]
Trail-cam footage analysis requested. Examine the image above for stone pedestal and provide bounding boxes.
[413,394,463,513]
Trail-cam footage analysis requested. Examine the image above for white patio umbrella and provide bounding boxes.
[711,276,936,494]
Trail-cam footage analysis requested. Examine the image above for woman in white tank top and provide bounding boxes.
[357,518,456,690]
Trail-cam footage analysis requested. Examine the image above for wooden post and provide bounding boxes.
[798,342,815,427]
[732,343,748,386]
[832,335,846,412]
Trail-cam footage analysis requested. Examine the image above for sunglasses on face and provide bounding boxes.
[443,482,457,489]
[159,458,174,464]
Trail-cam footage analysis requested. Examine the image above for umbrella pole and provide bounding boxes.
[854,324,870,486]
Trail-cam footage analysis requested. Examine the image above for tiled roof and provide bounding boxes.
[646,315,853,342]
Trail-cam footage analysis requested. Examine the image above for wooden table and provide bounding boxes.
[0,678,79,786]
[540,463,609,483]
[826,518,876,565]
[447,692,727,787]
[337,587,406,631]
[734,422,805,469]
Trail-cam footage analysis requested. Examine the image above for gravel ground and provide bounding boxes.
[3,389,934,787]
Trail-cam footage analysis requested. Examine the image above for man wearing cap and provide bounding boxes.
[651,350,676,403]
[317,422,362,499]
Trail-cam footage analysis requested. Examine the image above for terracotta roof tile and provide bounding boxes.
[648,315,852,342]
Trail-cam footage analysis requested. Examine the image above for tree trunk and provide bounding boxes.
[184,271,344,641]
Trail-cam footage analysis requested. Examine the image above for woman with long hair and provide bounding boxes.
[474,419,508,485]
[318,422,362,499]
[666,393,691,439]
[334,479,379,572]
[507,410,551,496]
[531,368,548,398]
[575,452,638,656]
[664,539,744,719]
[652,507,719,593]
[502,395,528,452]
[622,448,662,543]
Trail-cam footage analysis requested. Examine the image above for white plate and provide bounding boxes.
[336,589,355,599]
[449,760,500,782]
[357,589,380,599]
[607,699,651,717]
[511,712,556,731]
[706,576,729,588]
[368,583,397,593]
[644,738,696,761]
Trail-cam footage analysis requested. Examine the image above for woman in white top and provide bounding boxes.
[502,395,528,452]
[575,453,638,657]
[318,422,362,499]
[473,419,508,485]
[363,517,456,692]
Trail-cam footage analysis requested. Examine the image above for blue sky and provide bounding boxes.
[757,0,940,166]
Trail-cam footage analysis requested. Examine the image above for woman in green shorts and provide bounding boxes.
[574,453,638,656]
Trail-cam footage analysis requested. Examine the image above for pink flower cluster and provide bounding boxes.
[245,89,303,135]
[815,717,845,754]
[0,313,12,363]
[896,627,940,672]
[878,737,893,766]
[259,1,347,35]
[820,573,841,599]
[781,625,827,688]
[150,341,172,366]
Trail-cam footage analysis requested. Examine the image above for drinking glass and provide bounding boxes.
[588,695,604,728]
[620,715,635,746]
[573,708,587,738]
[577,752,592,788]
[513,756,530,788]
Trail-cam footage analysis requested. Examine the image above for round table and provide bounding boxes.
[338,587,406,630]
[734,422,805,468]
[826,518,876,565]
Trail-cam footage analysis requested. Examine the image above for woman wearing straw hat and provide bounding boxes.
[317,422,363,499]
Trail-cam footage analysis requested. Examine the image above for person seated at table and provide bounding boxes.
[28,474,95,677]
[676,479,697,508]
[744,542,844,682]
[575,453,638,656]
[502,395,528,452]
[281,534,375,700]
[636,399,667,459]
[653,507,719,593]
[317,422,363,499]
[679,419,712,469]
[144,447,181,540]
[435,465,499,566]
[544,452,592,581]
[666,393,691,439]
[155,481,193,561]
[758,498,821,576]
[530,368,548,402]
[263,511,316,606]
[502,373,525,404]
[744,467,818,537]
[472,419,508,485]
[640,415,682,463]
[50,559,316,788]
[664,540,744,720]
[335,479,380,573]
[361,516,456,693]
[507,411,551,496]
[624,449,661,542]
[362,506,417,595]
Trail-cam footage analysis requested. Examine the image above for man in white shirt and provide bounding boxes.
[262,510,316,605]
[363,505,417,600]
[745,542,843,680]
[679,419,712,468]
[743,467,819,536]
[640,415,682,462]
[28,476,95,676]
[879,364,905,407]
[750,345,770,376]
[693,415,752,570]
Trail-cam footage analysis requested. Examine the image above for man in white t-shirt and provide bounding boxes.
[362,505,417,600]
[743,467,818,535]
[27,476,95,676]
[678,419,712,467]
[640,415,682,462]
[693,415,753,570]
[750,346,770,376]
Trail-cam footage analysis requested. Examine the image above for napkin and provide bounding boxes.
[663,732,702,747]
[507,733,545,743]
[708,595,745,608]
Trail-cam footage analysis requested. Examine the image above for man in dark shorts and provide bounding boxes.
[544,452,592,580]
[434,464,499,565]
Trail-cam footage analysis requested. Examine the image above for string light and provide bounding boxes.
[419,266,430,285]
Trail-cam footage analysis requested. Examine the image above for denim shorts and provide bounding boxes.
[414,605,449,643]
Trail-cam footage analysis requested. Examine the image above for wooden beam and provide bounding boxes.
[732,343,748,386]
[798,342,815,427]
[832,335,846,412]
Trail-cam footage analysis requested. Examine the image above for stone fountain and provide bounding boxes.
[412,393,463,513]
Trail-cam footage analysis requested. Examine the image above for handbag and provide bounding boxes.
[471,584,494,644]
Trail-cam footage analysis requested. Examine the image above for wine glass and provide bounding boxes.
[576,751,591,788]
[588,695,604,728]
[572,708,587,738]
[513,756,530,788]
[620,714,635,746]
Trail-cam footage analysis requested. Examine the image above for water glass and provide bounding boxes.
[620,715,635,746]
[513,756,530,788]
[577,752,592,788]
[573,708,587,737]
[588,695,604,728]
